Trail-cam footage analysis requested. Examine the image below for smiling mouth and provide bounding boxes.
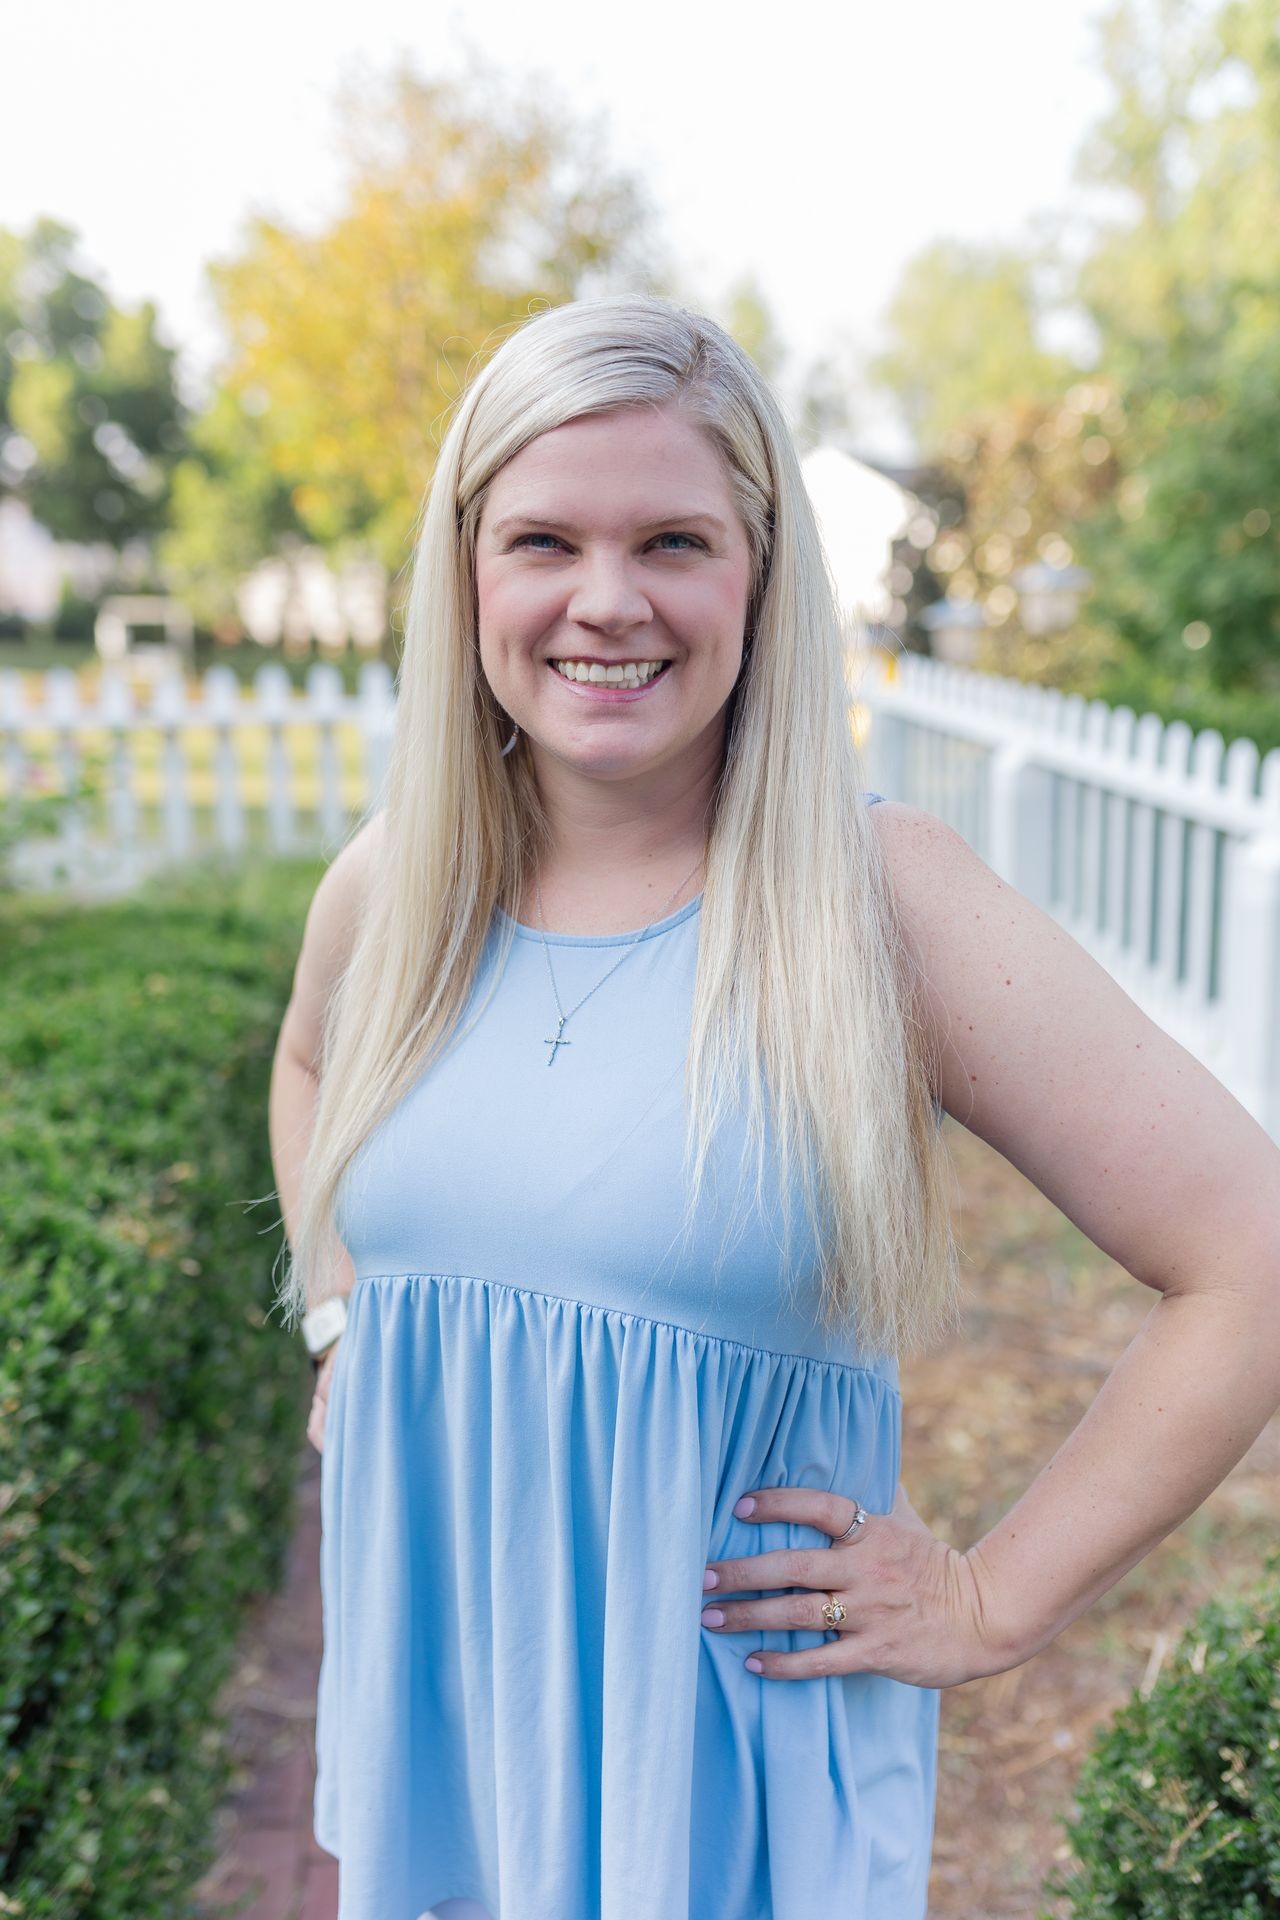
[548,658,673,689]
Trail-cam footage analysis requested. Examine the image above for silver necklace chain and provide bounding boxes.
[533,858,704,1065]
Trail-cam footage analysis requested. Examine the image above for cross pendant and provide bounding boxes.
[544,1015,571,1065]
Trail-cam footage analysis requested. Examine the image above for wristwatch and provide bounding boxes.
[301,1294,348,1370]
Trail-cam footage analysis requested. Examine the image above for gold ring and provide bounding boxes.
[821,1593,847,1627]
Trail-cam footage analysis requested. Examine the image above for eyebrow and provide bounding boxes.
[488,510,728,540]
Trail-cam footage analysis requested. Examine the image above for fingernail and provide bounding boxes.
[745,1656,763,1674]
[703,1567,718,1590]
[700,1607,724,1627]
[733,1495,756,1518]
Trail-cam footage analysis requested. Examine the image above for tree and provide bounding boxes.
[154,388,308,635]
[718,273,786,384]
[1069,0,1280,690]
[865,237,1079,457]
[791,333,867,455]
[0,217,187,550]
[865,0,1280,697]
[186,54,664,584]
[865,236,1112,679]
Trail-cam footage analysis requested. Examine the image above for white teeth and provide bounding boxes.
[554,659,668,687]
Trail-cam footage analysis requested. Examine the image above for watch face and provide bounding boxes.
[304,1296,348,1354]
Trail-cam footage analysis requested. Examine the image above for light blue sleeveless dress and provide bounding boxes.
[313,791,941,1920]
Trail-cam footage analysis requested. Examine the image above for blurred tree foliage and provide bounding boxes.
[160,54,664,625]
[720,273,787,385]
[868,237,1079,460]
[0,217,187,550]
[1069,0,1280,693]
[870,0,1280,700]
[156,388,308,635]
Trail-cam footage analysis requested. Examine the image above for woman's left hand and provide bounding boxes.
[701,1480,1023,1687]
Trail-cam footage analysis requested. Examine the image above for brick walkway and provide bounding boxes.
[195,1441,338,1920]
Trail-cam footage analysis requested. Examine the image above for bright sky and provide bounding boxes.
[6,0,1117,462]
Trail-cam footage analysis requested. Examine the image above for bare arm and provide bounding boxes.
[873,800,1280,1662]
[269,811,384,1303]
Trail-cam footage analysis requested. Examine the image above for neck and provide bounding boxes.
[517,727,723,931]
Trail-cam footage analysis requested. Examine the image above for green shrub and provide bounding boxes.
[1089,662,1280,760]
[0,857,322,1917]
[1042,1554,1280,1918]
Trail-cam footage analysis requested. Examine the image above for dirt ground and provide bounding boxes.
[913,1119,1280,1919]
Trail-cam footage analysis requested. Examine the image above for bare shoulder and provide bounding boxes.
[867,799,1280,1295]
[276,810,386,1074]
[866,799,1012,1019]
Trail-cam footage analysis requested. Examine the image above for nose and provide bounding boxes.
[565,551,655,638]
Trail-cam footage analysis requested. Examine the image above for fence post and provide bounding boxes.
[205,666,246,853]
[153,674,193,859]
[258,664,297,853]
[1220,831,1280,1137]
[357,661,396,812]
[307,663,347,850]
[986,743,1055,912]
[858,660,908,803]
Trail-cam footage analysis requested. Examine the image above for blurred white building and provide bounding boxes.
[0,495,152,620]
[236,546,388,652]
[0,496,64,621]
[0,494,387,649]
[800,445,918,637]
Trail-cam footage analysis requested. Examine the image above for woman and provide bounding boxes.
[269,293,1280,1920]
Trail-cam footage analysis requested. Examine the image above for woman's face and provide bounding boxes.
[474,403,754,785]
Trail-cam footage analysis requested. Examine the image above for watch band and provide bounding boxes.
[301,1293,348,1360]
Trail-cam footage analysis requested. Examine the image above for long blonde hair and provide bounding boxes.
[276,292,960,1361]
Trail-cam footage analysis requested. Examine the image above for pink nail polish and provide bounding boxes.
[745,1656,763,1674]
[703,1567,718,1590]
[733,1495,756,1518]
[700,1608,724,1627]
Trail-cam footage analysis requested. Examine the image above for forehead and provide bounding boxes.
[481,405,735,523]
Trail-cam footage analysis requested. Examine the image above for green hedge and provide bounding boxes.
[1090,662,1280,760]
[0,858,322,1916]
[1043,1555,1280,1917]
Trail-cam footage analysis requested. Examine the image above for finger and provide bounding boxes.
[745,1638,873,1681]
[706,1545,846,1595]
[731,1485,875,1545]
[701,1591,855,1635]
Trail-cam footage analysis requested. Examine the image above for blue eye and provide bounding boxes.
[511,531,702,553]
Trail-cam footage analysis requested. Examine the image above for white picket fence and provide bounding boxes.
[859,651,1280,1139]
[4,651,1279,1139]
[0,661,398,895]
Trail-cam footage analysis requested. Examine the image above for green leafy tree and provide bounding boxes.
[792,333,867,455]
[1069,0,1280,691]
[866,237,1078,457]
[154,389,308,634]
[0,217,188,549]
[719,273,786,384]
[867,0,1280,700]
[180,53,664,592]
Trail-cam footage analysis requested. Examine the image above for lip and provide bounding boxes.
[545,660,673,704]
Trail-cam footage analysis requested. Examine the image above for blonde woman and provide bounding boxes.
[269,294,1280,1920]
